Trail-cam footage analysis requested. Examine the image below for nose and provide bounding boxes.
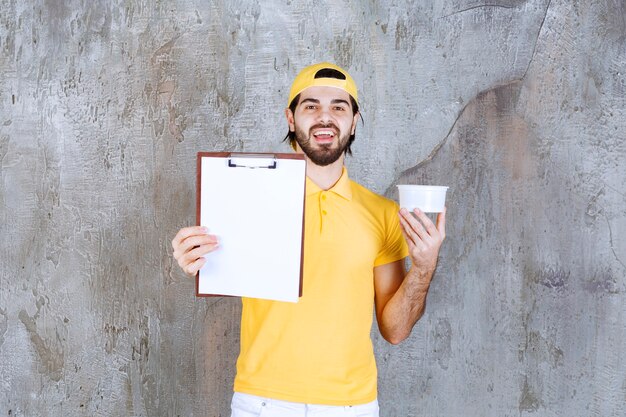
[317,106,333,125]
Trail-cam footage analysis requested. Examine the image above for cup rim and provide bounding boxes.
[397,184,449,191]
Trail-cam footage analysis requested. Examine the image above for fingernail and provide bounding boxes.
[201,227,209,233]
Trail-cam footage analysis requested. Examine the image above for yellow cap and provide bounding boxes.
[287,62,358,107]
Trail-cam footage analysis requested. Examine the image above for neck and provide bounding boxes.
[304,154,345,190]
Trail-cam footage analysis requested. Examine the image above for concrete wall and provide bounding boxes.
[1,0,624,416]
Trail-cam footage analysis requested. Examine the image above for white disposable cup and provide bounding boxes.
[397,185,449,213]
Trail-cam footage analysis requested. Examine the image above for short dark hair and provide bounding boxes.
[283,93,360,155]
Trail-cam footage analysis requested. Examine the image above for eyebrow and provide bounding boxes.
[300,98,350,106]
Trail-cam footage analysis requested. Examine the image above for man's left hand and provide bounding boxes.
[398,207,446,286]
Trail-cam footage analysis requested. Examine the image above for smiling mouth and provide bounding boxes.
[312,129,337,143]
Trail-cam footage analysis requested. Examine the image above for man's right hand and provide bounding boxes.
[171,226,219,276]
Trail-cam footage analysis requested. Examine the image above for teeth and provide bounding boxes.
[315,130,334,136]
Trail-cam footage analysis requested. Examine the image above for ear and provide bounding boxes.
[285,108,295,132]
[351,111,359,135]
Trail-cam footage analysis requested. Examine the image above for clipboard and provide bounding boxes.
[196,152,306,303]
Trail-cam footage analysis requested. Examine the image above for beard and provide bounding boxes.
[294,123,351,167]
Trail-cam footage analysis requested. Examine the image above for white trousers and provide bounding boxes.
[230,392,380,417]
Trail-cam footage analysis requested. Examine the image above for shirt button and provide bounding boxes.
[261,402,266,407]
[321,194,327,200]
[322,210,327,215]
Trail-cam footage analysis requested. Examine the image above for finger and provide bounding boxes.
[399,214,428,251]
[413,208,438,237]
[399,207,419,228]
[180,243,219,268]
[398,215,417,250]
[175,234,219,259]
[400,208,429,242]
[183,256,207,276]
[437,207,446,240]
[172,226,209,249]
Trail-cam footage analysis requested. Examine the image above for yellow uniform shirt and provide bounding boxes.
[233,168,408,405]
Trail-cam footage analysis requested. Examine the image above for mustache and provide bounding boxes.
[309,123,339,134]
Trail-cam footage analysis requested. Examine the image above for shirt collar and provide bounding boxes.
[305,167,353,201]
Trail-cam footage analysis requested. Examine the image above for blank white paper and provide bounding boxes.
[198,155,306,303]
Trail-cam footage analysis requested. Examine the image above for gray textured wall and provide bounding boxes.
[1,0,625,416]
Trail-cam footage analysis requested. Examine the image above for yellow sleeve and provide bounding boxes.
[374,201,409,267]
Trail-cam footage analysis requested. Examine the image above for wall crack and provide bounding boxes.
[605,215,626,271]
[440,4,517,19]
[520,0,552,81]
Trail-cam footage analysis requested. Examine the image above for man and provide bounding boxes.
[171,62,446,417]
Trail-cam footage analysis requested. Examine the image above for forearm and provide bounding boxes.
[378,266,433,344]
